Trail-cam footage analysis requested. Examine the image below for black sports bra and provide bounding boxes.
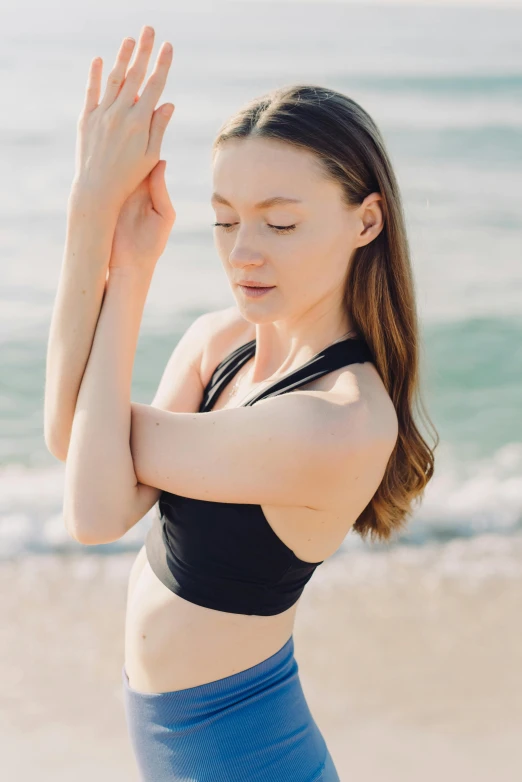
[144,335,374,616]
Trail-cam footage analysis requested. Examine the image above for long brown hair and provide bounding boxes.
[212,84,439,544]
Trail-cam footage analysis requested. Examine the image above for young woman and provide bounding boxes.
[45,25,438,782]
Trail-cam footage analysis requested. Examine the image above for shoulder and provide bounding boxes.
[272,386,398,516]
[198,305,254,388]
[286,358,399,495]
[347,364,399,448]
[290,383,398,461]
[151,306,250,414]
[342,365,399,463]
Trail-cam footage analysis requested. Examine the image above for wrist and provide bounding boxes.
[68,180,121,221]
[66,198,119,242]
[108,265,155,285]
[106,265,154,305]
[63,209,117,277]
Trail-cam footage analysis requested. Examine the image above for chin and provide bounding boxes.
[234,298,278,325]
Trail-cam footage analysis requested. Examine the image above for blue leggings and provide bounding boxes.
[122,634,340,781]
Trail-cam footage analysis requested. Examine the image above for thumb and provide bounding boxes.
[148,103,175,160]
[149,160,176,221]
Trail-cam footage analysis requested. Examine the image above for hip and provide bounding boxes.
[122,634,340,782]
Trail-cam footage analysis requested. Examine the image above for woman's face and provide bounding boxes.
[211,137,379,329]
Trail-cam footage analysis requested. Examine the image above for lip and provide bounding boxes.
[236,281,275,287]
[238,284,275,298]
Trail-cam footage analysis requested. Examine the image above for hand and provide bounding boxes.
[108,158,176,275]
[72,25,174,215]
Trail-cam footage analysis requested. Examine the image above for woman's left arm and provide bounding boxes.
[63,265,155,544]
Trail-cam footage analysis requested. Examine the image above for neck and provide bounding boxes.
[245,322,357,385]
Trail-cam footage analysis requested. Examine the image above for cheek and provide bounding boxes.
[213,231,227,250]
[285,241,319,279]
[280,254,323,303]
[214,237,231,267]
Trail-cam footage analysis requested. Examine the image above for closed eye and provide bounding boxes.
[213,223,296,235]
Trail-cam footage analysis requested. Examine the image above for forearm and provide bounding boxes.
[63,266,152,544]
[44,196,118,461]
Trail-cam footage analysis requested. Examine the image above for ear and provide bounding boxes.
[358,193,384,245]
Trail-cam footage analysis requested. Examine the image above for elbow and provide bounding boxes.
[65,521,95,545]
[44,426,68,463]
[46,441,67,463]
[65,515,127,545]
[63,500,127,545]
[62,462,137,545]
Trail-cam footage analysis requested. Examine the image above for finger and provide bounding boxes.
[149,160,175,220]
[83,57,103,114]
[99,36,136,108]
[146,103,175,160]
[135,42,173,118]
[117,25,156,107]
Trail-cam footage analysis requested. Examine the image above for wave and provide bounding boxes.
[1,442,521,561]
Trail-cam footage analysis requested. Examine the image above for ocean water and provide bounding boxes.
[1,1,521,566]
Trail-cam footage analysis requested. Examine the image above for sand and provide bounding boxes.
[2,535,522,781]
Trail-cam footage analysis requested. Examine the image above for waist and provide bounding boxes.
[125,554,299,693]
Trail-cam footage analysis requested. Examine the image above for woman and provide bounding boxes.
[45,25,438,782]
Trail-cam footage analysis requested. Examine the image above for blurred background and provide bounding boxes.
[1,1,521,779]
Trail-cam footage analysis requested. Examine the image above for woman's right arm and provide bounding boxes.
[44,191,119,462]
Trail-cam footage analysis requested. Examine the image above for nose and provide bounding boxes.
[228,249,265,270]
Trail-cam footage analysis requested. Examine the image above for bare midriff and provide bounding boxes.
[124,544,300,694]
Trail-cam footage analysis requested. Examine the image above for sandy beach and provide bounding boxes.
[2,534,521,781]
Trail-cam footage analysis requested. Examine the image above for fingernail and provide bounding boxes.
[162,104,174,117]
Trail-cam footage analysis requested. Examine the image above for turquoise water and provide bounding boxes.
[1,1,521,559]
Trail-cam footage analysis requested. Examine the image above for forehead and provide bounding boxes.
[211,138,326,204]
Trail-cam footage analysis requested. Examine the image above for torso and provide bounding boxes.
[124,314,395,693]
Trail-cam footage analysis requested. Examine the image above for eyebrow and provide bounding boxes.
[211,193,303,209]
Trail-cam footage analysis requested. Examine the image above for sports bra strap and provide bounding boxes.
[199,337,373,413]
